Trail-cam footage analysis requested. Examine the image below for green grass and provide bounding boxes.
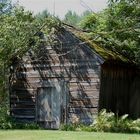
[0,130,140,140]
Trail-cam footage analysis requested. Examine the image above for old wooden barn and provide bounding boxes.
[9,25,104,129]
[9,24,140,129]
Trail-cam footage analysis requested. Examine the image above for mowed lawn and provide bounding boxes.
[0,130,140,140]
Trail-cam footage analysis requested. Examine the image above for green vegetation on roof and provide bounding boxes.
[70,29,132,63]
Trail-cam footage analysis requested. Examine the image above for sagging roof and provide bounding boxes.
[63,24,131,63]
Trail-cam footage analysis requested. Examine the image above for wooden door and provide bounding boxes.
[37,87,52,122]
[36,87,61,129]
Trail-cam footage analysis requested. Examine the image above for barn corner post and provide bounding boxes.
[98,64,103,113]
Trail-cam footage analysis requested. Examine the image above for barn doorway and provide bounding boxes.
[36,86,62,129]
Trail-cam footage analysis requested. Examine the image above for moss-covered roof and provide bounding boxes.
[39,18,133,64]
[65,25,131,63]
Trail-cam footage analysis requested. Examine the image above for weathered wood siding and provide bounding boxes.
[10,28,103,128]
[99,61,140,118]
[129,70,140,118]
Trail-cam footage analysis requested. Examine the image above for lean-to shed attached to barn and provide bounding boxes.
[9,25,104,129]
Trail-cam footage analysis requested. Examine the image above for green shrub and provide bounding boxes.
[79,124,95,132]
[130,119,140,133]
[92,109,116,132]
[92,109,140,134]
[60,110,140,134]
[0,101,12,129]
[11,122,40,129]
[0,100,40,129]
[60,124,77,131]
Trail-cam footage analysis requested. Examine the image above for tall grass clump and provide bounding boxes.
[92,109,140,133]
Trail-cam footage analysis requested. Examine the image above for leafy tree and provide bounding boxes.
[36,9,51,20]
[0,8,39,64]
[105,0,140,63]
[0,3,39,99]
[81,10,91,17]
[79,13,97,30]
[63,10,81,26]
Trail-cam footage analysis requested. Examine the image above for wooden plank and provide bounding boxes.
[68,78,100,83]
[69,81,100,86]
[70,90,99,99]
[11,79,100,86]
[69,82,100,86]
[11,108,35,110]
[69,107,98,114]
[11,88,35,91]
[16,63,100,69]
[13,71,99,78]
[69,104,98,108]
[10,96,35,101]
[18,69,100,76]
[10,92,35,97]
[11,83,100,93]
[69,89,99,93]
[11,104,35,108]
[11,115,35,119]
[69,98,98,108]
[70,95,99,100]
[33,69,100,75]
[23,59,101,64]
[16,64,100,73]
[70,98,98,103]
[69,84,100,91]
[11,109,35,116]
[70,90,99,94]
[10,100,35,105]
[11,108,35,111]
[11,77,42,82]
[12,75,99,80]
[11,77,97,83]
[10,98,35,103]
[11,83,31,88]
[10,90,36,97]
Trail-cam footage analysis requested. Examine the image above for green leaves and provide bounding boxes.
[79,14,97,30]
[63,10,81,26]
[0,2,40,99]
[0,5,41,64]
[106,0,140,63]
